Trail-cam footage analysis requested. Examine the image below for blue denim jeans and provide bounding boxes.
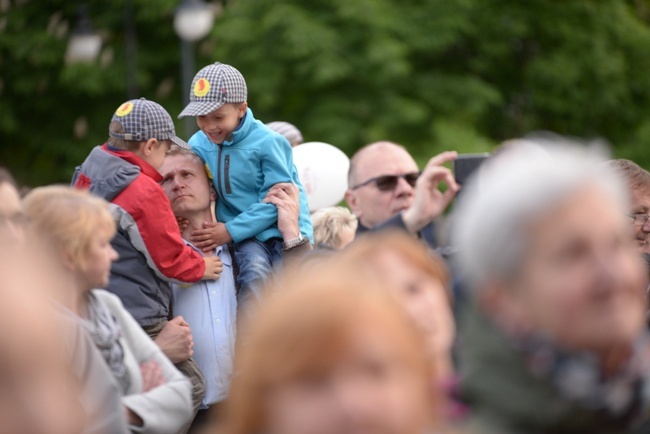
[233,238,284,308]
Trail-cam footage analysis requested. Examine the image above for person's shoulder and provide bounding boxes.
[116,182,186,246]
[244,116,283,142]
[232,127,281,162]
[91,289,124,311]
[91,290,140,333]
[188,131,214,151]
[252,125,292,155]
[99,145,141,167]
[123,172,165,198]
[260,122,289,144]
[114,174,168,215]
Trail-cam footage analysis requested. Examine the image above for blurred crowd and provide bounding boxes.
[3,62,650,434]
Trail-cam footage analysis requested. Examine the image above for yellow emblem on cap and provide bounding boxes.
[194,78,210,97]
[115,102,134,117]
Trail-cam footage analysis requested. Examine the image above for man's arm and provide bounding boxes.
[264,183,311,257]
[152,316,194,364]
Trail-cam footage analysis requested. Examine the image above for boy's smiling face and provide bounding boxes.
[196,102,247,144]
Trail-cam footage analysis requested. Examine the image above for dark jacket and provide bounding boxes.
[458,302,650,434]
[355,213,437,249]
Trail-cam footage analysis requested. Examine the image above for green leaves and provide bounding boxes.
[4,0,650,186]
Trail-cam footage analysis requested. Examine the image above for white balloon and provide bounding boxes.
[293,142,350,212]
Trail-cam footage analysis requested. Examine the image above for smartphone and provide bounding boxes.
[453,153,490,186]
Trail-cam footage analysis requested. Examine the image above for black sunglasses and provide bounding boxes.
[351,172,421,191]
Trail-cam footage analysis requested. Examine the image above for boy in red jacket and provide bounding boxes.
[72,97,221,415]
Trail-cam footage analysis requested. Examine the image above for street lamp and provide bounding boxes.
[174,0,216,138]
[174,0,215,42]
[65,4,102,64]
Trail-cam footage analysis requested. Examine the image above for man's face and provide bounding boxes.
[160,154,213,217]
[497,185,646,355]
[629,186,650,252]
[345,146,419,228]
[196,103,247,145]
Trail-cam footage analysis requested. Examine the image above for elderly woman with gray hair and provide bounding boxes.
[452,140,650,434]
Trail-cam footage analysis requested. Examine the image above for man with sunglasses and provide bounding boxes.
[345,141,459,248]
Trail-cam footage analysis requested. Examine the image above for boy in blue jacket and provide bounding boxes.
[178,62,313,306]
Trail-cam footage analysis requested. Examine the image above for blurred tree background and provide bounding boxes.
[2,0,650,186]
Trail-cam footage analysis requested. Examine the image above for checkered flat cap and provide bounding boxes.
[178,62,248,118]
[109,98,190,149]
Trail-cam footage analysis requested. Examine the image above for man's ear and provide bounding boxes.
[344,189,361,218]
[209,184,217,202]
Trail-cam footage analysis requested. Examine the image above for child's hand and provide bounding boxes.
[202,256,223,280]
[191,222,232,252]
[176,216,189,232]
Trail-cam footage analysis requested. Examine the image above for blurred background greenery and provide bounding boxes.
[2,0,650,186]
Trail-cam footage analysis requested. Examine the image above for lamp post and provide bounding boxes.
[174,0,215,138]
[66,4,102,64]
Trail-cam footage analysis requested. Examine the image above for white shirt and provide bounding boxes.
[172,243,237,407]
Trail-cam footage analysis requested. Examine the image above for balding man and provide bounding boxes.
[345,141,458,248]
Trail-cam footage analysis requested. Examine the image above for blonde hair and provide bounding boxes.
[311,206,358,249]
[219,263,438,434]
[166,145,204,165]
[23,186,115,269]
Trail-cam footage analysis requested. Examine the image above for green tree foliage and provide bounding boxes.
[212,0,650,163]
[212,0,498,163]
[0,0,193,185]
[2,0,650,185]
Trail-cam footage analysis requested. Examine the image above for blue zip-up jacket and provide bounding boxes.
[188,108,313,243]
